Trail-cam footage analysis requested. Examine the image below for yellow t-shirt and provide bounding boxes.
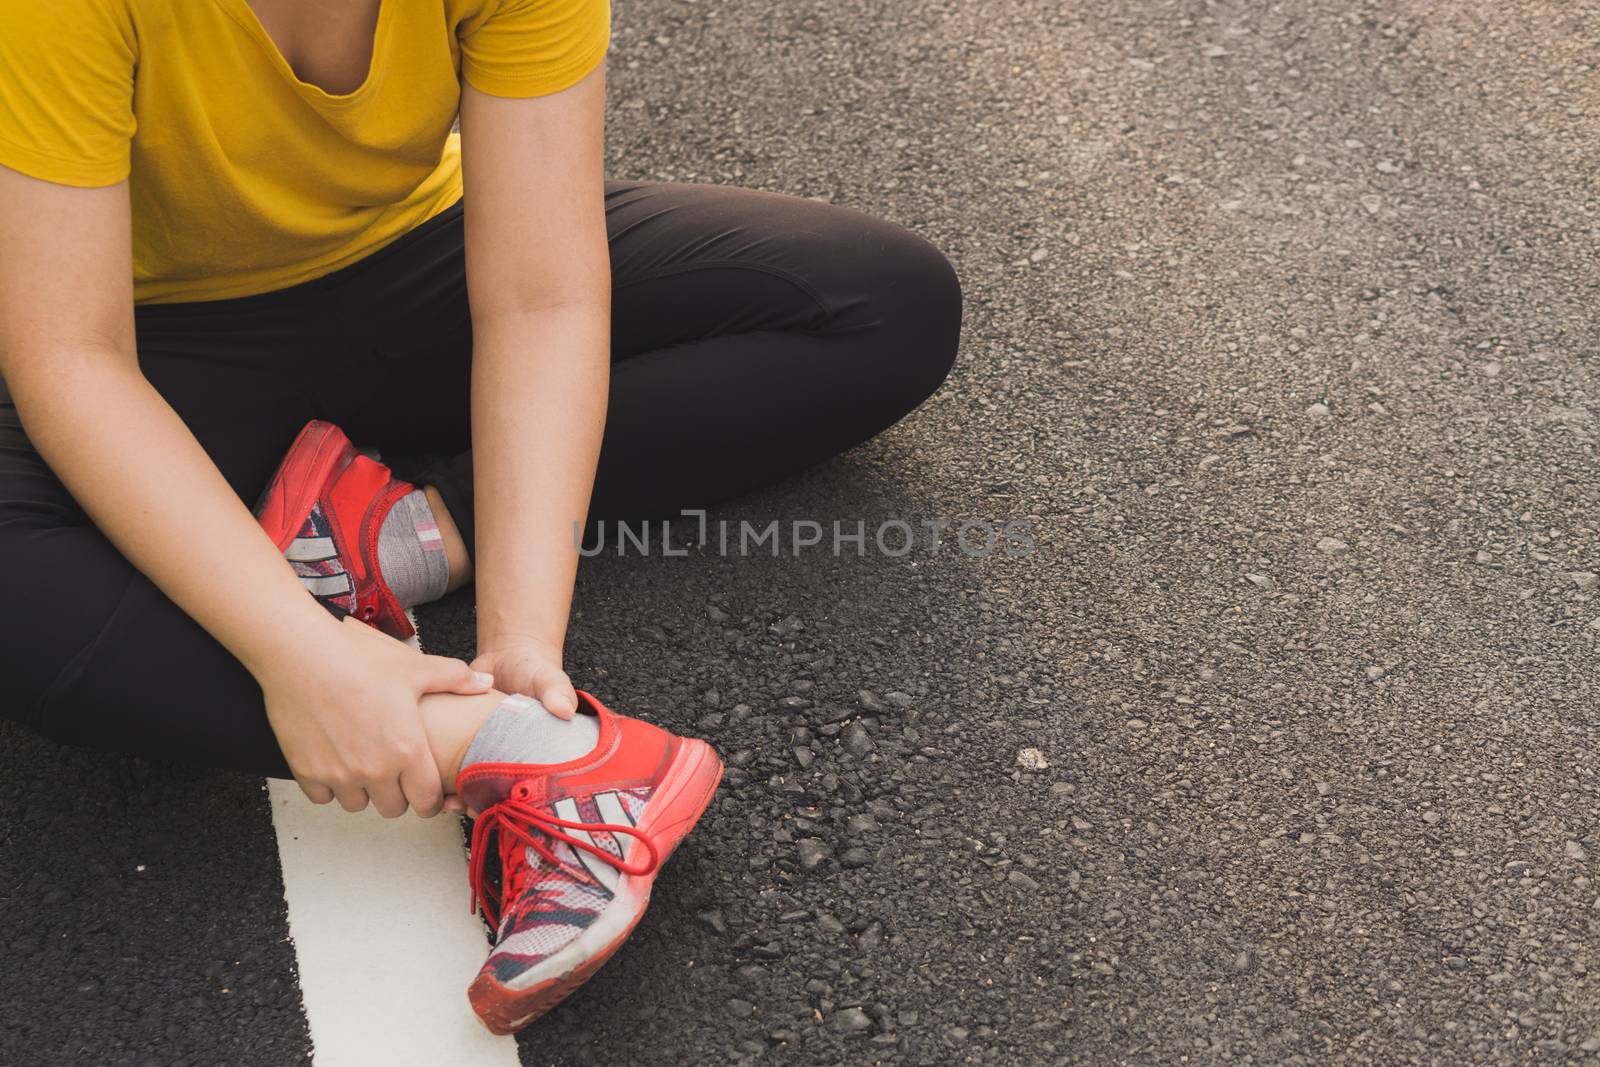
[0,0,610,304]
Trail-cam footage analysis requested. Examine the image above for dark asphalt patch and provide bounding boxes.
[0,729,309,1066]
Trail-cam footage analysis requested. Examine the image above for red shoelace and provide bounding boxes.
[469,781,660,927]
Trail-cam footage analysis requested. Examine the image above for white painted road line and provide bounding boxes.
[268,616,520,1067]
[268,784,520,1067]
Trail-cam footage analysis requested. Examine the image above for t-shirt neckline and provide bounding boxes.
[214,0,392,106]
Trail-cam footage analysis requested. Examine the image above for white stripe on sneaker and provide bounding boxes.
[593,792,635,862]
[287,536,338,562]
[300,573,353,598]
[553,796,620,892]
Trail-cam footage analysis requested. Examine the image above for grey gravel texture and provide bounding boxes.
[4,0,1599,1064]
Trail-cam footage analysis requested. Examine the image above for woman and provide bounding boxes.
[0,0,961,1034]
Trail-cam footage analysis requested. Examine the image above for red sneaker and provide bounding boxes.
[253,419,417,640]
[457,691,724,1035]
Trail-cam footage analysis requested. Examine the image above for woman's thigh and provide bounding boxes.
[605,180,840,353]
[335,182,841,452]
[350,180,961,421]
[603,179,960,352]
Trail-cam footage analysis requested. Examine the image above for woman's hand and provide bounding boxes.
[258,615,495,818]
[470,636,578,720]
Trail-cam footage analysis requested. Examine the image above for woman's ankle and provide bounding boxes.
[422,689,504,791]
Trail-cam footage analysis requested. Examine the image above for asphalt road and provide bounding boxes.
[3,0,1598,1063]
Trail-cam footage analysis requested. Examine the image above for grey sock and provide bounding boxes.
[461,693,602,769]
[376,488,450,609]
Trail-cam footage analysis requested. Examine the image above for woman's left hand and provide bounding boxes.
[470,637,579,720]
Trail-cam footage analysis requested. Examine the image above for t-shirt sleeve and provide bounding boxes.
[459,0,611,99]
[0,1,137,187]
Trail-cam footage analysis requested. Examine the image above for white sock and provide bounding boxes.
[376,488,449,608]
[460,693,601,769]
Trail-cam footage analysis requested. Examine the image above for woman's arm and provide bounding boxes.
[457,66,610,717]
[0,166,489,815]
[0,171,333,679]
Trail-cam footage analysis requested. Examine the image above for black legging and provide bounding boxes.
[0,181,961,778]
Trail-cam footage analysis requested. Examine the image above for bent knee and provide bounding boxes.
[854,222,963,412]
[898,229,962,381]
[749,194,963,430]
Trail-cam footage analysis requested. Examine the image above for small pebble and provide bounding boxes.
[1008,869,1041,891]
[831,1007,873,1033]
[798,839,831,870]
[843,722,875,757]
[840,847,872,869]
[769,615,804,637]
[1016,748,1050,771]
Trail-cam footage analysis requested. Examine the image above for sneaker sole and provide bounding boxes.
[466,737,725,1035]
[253,420,351,550]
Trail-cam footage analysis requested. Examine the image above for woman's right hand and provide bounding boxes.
[257,614,494,819]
